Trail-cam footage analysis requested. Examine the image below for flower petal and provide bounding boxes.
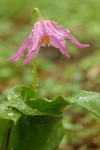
[8,38,30,61]
[50,36,70,58]
[46,21,66,38]
[50,21,70,37]
[23,21,45,64]
[68,33,89,48]
[29,21,45,52]
[43,21,62,39]
[23,47,40,64]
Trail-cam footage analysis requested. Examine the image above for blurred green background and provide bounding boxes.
[0,0,100,149]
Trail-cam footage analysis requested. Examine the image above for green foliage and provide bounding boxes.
[0,85,100,149]
[0,85,66,150]
[9,116,64,150]
[7,85,67,116]
[0,96,21,123]
[0,105,21,123]
[66,90,100,119]
[0,119,11,144]
[7,85,41,116]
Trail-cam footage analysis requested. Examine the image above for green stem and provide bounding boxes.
[31,8,41,97]
[32,59,37,97]
[32,8,42,24]
[33,8,42,18]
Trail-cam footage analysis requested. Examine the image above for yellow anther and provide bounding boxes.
[40,35,50,47]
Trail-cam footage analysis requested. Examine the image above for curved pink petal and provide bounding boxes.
[23,21,45,64]
[46,22,66,38]
[43,21,63,39]
[23,46,40,64]
[8,20,45,64]
[50,21,70,37]
[50,20,89,48]
[50,36,70,59]
[8,38,30,61]
[68,33,89,48]
[8,18,89,65]
[30,21,45,52]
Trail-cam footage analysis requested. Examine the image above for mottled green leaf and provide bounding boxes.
[0,85,100,150]
[7,85,68,116]
[9,115,64,150]
[64,90,100,119]
[0,104,21,124]
[0,119,11,143]
[7,85,41,115]
[6,85,100,119]
[29,96,68,116]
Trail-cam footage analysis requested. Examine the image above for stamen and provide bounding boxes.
[40,36,45,46]
[40,35,50,47]
[45,35,50,44]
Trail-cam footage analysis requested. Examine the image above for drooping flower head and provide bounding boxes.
[8,18,89,64]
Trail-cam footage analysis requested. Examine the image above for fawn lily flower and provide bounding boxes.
[8,18,89,64]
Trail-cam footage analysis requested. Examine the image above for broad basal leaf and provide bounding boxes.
[29,96,68,116]
[0,85,100,150]
[64,90,100,119]
[0,104,21,124]
[8,115,64,150]
[7,85,100,119]
[7,85,68,116]
[7,85,41,116]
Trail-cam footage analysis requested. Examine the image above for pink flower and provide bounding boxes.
[8,18,89,64]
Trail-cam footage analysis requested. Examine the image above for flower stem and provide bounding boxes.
[33,8,42,18]
[32,8,42,24]
[31,8,41,97]
[32,59,37,97]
